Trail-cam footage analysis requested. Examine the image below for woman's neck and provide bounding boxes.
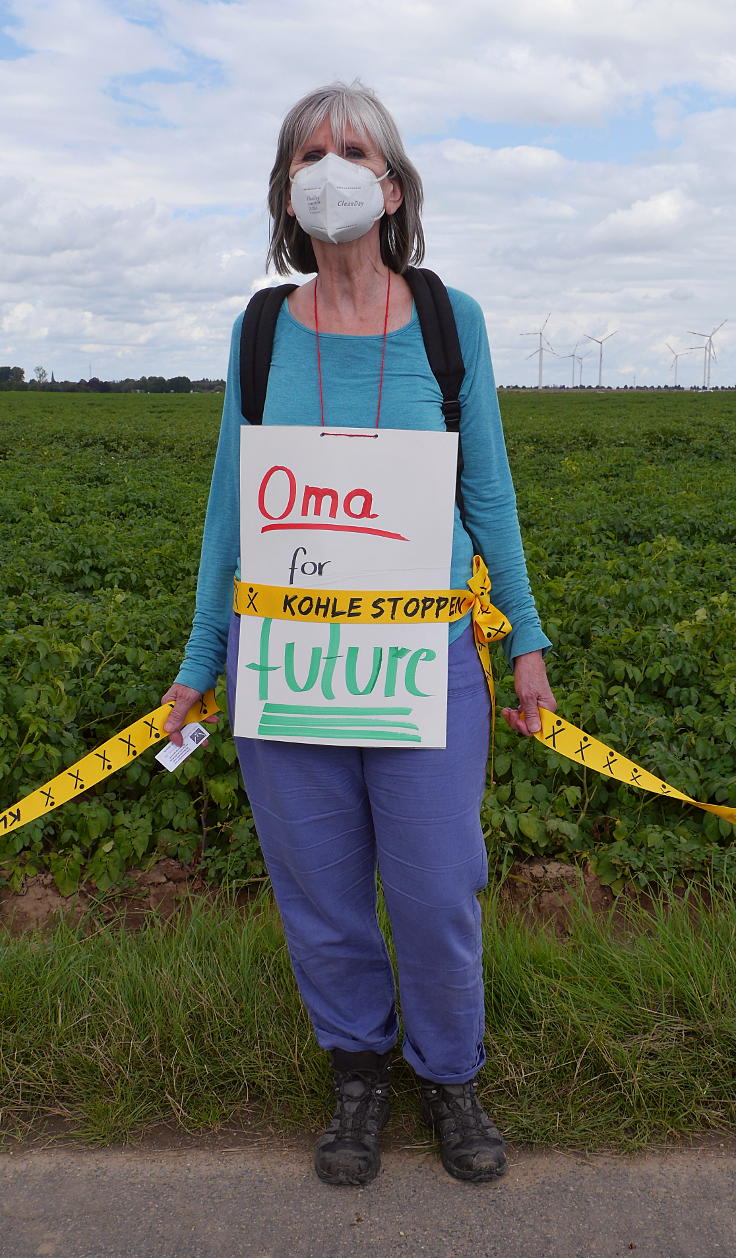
[287,234,413,334]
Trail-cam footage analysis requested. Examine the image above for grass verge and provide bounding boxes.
[1,885,735,1149]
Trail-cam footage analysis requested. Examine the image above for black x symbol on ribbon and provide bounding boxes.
[144,718,158,739]
[1,808,21,828]
[246,586,258,612]
[575,736,590,762]
[41,788,55,808]
[68,770,85,791]
[95,750,113,772]
[118,735,136,757]
[603,753,618,775]
[198,696,208,715]
[545,720,564,749]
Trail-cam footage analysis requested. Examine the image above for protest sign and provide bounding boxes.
[233,426,457,747]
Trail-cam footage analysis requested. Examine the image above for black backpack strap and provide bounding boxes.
[404,266,465,429]
[239,283,297,423]
[404,266,467,524]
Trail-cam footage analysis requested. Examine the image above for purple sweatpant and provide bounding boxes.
[226,615,491,1084]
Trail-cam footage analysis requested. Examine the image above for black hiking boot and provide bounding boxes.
[314,1048,392,1186]
[420,1078,508,1182]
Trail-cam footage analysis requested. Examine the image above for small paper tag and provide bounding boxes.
[155,722,210,772]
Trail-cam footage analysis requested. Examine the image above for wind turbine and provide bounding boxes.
[558,341,582,388]
[521,314,554,389]
[574,347,590,387]
[559,351,576,388]
[665,343,695,388]
[584,330,617,388]
[687,321,726,389]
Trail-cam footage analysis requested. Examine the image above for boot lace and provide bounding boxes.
[332,1070,388,1139]
[431,1081,500,1141]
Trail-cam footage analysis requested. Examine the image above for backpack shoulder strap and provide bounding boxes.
[404,267,470,530]
[239,283,297,423]
[404,266,465,433]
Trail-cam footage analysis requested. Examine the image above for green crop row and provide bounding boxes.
[2,389,735,893]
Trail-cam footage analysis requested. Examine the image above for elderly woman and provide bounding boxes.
[163,82,555,1186]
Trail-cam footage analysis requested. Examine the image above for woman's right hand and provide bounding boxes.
[160,683,206,746]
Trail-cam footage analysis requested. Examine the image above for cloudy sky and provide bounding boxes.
[2,0,735,386]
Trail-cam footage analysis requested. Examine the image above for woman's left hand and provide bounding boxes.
[501,650,556,737]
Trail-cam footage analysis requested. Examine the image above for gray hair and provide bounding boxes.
[267,81,425,276]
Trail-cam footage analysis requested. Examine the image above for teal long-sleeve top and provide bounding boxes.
[175,287,551,694]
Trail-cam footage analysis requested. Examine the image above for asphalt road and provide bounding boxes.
[2,1137,735,1258]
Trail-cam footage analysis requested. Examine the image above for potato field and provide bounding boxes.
[2,388,735,893]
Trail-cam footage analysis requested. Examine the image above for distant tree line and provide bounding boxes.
[3,365,731,394]
[0,366,225,394]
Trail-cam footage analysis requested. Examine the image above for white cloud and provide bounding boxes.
[0,0,734,385]
[589,189,698,250]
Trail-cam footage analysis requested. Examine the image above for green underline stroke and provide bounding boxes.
[259,715,419,731]
[257,725,422,743]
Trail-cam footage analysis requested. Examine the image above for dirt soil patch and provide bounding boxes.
[500,858,619,930]
[0,858,218,934]
[0,857,624,936]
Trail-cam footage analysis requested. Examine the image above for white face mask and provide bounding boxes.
[290,151,389,245]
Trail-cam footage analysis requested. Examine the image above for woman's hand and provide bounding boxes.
[160,683,218,746]
[501,650,556,738]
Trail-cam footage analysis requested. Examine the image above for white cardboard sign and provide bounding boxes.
[233,426,457,748]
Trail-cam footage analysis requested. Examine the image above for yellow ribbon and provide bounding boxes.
[0,692,220,838]
[463,554,512,717]
[534,708,736,826]
[233,556,511,637]
[234,558,736,828]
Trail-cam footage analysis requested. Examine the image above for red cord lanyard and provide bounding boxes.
[313,270,391,429]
